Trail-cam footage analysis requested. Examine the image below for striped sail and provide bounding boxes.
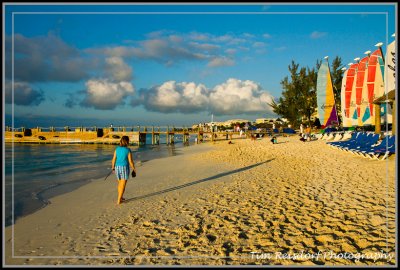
[316,60,338,127]
[340,69,348,126]
[350,63,359,126]
[355,56,368,126]
[382,40,396,124]
[360,55,371,126]
[362,49,384,125]
[342,63,358,127]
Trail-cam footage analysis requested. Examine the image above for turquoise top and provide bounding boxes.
[115,146,131,166]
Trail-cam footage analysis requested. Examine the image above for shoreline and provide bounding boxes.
[4,141,205,227]
[4,137,396,266]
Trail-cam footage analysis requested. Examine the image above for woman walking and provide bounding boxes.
[111,136,136,204]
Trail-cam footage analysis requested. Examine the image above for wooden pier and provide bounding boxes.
[4,126,286,145]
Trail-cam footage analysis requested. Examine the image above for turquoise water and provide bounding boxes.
[4,135,195,226]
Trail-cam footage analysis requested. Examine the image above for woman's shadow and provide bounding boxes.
[124,159,274,203]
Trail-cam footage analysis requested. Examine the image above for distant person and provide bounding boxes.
[270,136,277,144]
[111,136,136,205]
[300,123,304,135]
[302,125,311,141]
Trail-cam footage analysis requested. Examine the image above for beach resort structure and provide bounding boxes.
[4,116,298,146]
[4,123,287,146]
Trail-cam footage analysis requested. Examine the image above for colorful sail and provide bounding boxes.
[342,63,358,127]
[355,56,368,126]
[360,56,371,125]
[382,40,396,124]
[316,60,338,127]
[340,69,348,126]
[384,40,396,93]
[361,49,384,125]
[350,64,358,126]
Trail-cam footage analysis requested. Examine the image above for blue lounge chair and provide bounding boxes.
[337,133,370,151]
[327,132,358,147]
[364,135,396,160]
[353,135,391,158]
[346,134,381,156]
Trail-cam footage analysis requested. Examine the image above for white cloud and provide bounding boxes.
[168,35,183,43]
[81,79,135,110]
[139,81,209,113]
[105,57,133,81]
[89,39,208,64]
[209,78,274,115]
[213,34,233,43]
[208,57,235,67]
[189,42,220,51]
[87,31,285,71]
[189,32,210,41]
[88,31,278,69]
[133,78,274,115]
[310,31,327,39]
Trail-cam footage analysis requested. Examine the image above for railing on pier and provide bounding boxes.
[4,125,285,145]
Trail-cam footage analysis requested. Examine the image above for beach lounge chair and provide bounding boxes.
[379,144,396,160]
[363,135,396,160]
[328,132,360,149]
[327,132,358,147]
[314,133,323,139]
[325,133,334,141]
[337,133,371,152]
[340,131,353,141]
[352,135,390,158]
[332,132,344,141]
[346,133,380,155]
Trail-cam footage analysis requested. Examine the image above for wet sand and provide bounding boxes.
[4,136,396,266]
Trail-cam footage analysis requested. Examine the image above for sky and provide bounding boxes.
[3,3,397,128]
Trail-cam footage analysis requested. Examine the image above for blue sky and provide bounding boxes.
[3,3,396,127]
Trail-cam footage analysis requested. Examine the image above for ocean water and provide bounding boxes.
[4,134,195,226]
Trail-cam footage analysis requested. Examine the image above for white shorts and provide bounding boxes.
[115,165,129,180]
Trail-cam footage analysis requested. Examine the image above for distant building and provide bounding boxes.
[206,121,226,127]
[192,119,250,129]
[255,118,276,124]
[255,118,268,124]
[224,119,250,126]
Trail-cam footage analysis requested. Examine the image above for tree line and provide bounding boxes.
[269,57,343,128]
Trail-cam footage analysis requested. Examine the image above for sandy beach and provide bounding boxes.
[4,136,396,266]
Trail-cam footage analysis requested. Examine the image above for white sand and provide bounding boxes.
[4,137,396,266]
